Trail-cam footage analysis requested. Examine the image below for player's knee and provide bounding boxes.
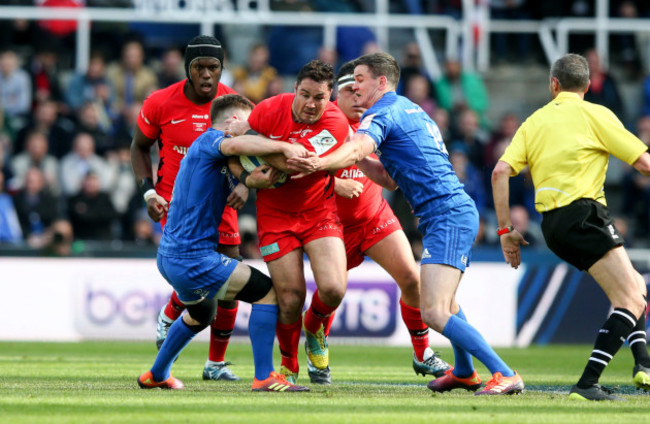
[277,289,305,316]
[396,272,420,299]
[316,285,346,306]
[235,266,274,303]
[186,298,219,330]
[420,307,449,333]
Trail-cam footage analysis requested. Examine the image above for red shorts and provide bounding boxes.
[257,206,343,262]
[161,205,240,245]
[218,206,240,246]
[342,200,402,270]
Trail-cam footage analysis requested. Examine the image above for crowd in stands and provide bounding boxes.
[1,1,650,257]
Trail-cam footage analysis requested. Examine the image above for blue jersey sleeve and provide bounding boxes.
[357,110,391,148]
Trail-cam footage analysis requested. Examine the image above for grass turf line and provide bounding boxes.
[0,342,649,423]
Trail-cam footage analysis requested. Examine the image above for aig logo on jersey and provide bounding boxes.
[308,130,337,155]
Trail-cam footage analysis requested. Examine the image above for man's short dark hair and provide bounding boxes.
[550,53,590,92]
[296,60,334,90]
[336,60,356,82]
[354,52,400,88]
[210,94,254,124]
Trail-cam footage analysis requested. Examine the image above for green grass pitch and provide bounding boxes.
[1,341,649,423]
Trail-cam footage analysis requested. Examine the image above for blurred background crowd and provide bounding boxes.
[1,0,650,258]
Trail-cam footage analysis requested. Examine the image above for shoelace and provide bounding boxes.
[423,351,445,366]
[483,373,504,390]
[596,384,619,394]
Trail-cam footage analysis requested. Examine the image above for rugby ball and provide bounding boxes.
[239,155,287,188]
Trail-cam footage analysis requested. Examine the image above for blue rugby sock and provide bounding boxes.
[151,318,197,382]
[249,303,279,380]
[450,307,475,378]
[442,314,514,377]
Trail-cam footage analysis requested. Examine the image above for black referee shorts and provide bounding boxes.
[541,198,624,271]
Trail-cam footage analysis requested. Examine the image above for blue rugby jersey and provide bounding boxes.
[158,128,235,258]
[356,92,473,220]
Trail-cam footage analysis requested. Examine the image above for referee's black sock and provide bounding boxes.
[628,303,650,367]
[577,308,636,389]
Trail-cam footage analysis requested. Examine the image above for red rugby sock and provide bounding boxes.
[208,302,239,362]
[164,292,186,320]
[400,299,429,361]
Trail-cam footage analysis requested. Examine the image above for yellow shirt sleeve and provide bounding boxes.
[586,105,648,165]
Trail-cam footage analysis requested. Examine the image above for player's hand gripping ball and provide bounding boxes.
[239,155,287,188]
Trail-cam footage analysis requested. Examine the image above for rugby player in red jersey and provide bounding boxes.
[225,60,349,385]
[322,62,451,382]
[131,35,244,381]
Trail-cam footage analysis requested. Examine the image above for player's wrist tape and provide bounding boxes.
[239,170,250,187]
[140,178,157,201]
[143,189,158,202]
[496,225,515,236]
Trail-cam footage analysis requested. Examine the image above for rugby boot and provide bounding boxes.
[202,360,241,381]
[413,347,451,377]
[569,384,625,401]
[632,363,650,391]
[474,371,524,396]
[155,306,174,350]
[252,371,310,392]
[279,365,299,384]
[427,368,482,393]
[304,324,329,370]
[137,371,184,390]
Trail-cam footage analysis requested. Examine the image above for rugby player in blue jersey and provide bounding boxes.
[137,94,310,392]
[287,52,524,395]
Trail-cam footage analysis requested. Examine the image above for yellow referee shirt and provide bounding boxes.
[500,91,648,213]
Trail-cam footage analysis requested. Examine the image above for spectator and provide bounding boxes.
[484,112,520,169]
[110,101,141,151]
[0,171,22,244]
[397,42,432,97]
[449,142,487,216]
[42,218,74,256]
[59,132,111,197]
[0,104,16,155]
[434,58,490,129]
[432,108,451,142]
[264,75,286,99]
[13,166,60,247]
[490,0,532,64]
[29,43,64,108]
[404,73,436,118]
[10,130,60,194]
[14,99,74,158]
[67,171,118,241]
[232,43,278,104]
[64,51,116,119]
[108,141,138,239]
[74,102,114,156]
[583,49,624,120]
[132,208,160,247]
[106,40,158,113]
[0,49,32,129]
[621,115,650,239]
[156,46,184,88]
[450,109,488,172]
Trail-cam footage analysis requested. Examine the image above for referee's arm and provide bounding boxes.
[632,150,650,176]
[492,160,528,269]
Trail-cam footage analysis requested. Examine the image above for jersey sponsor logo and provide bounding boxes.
[405,106,423,114]
[221,256,232,266]
[421,248,431,259]
[140,110,151,125]
[358,114,376,130]
[172,145,189,156]
[371,218,396,235]
[607,224,619,240]
[269,135,282,139]
[192,114,209,119]
[339,168,365,179]
[193,122,207,132]
[461,254,468,266]
[318,223,338,231]
[308,129,337,156]
[290,129,313,138]
[260,242,280,257]
[171,119,186,124]
[192,289,210,301]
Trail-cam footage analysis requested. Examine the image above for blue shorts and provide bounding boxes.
[157,252,239,304]
[417,203,478,272]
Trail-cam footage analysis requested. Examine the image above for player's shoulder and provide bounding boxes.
[145,80,185,104]
[216,82,239,96]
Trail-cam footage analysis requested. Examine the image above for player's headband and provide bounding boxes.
[185,42,224,80]
[337,74,355,89]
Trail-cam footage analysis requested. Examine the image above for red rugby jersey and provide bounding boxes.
[333,117,384,227]
[137,80,238,201]
[248,93,348,214]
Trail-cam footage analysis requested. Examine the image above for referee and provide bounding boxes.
[492,53,650,401]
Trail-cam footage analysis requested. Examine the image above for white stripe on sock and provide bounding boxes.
[628,330,646,340]
[588,357,610,366]
[630,338,647,346]
[592,349,613,359]
[612,310,636,326]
